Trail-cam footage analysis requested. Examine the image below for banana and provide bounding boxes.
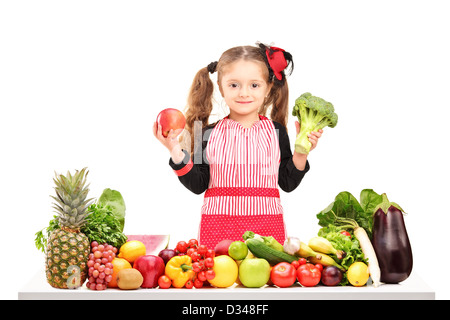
[308,253,345,271]
[308,237,345,259]
[298,242,323,260]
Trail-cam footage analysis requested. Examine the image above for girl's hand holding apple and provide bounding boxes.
[153,108,187,164]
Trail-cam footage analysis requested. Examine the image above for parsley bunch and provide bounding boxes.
[82,203,128,248]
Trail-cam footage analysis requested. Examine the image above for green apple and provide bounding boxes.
[238,258,270,288]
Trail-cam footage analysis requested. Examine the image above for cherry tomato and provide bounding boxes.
[314,263,323,272]
[297,263,322,287]
[186,247,196,257]
[291,260,300,269]
[188,239,199,248]
[193,278,204,288]
[158,275,171,289]
[197,271,207,282]
[176,241,188,253]
[185,279,194,289]
[192,262,202,273]
[270,262,297,288]
[205,269,215,280]
[204,257,214,268]
[197,245,208,256]
[340,230,351,237]
[205,249,215,258]
[298,258,307,265]
[190,251,200,262]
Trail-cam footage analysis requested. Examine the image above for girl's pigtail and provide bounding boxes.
[267,80,289,128]
[182,66,215,156]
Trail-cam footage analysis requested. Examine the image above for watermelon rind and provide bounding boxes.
[126,235,170,255]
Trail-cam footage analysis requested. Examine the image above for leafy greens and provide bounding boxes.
[316,189,382,239]
[35,188,128,253]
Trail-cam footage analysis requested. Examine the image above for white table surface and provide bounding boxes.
[19,269,435,300]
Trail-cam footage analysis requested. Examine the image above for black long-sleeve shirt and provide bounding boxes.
[169,120,309,194]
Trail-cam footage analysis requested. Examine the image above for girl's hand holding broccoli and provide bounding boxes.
[292,120,323,171]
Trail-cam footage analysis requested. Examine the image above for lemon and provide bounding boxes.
[118,240,146,264]
[347,262,370,287]
[208,255,238,288]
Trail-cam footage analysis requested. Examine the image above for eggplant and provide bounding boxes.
[372,193,413,283]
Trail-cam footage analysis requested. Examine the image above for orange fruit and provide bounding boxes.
[118,240,146,264]
[108,258,132,288]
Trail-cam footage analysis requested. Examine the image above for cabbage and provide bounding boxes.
[98,188,126,232]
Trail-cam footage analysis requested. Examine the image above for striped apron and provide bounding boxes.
[198,116,286,249]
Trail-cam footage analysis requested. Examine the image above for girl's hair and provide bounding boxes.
[181,43,293,154]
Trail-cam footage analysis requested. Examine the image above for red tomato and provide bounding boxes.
[186,247,196,257]
[204,257,214,268]
[298,258,307,265]
[314,263,323,272]
[205,249,215,258]
[270,262,297,288]
[176,241,188,253]
[157,275,171,289]
[340,230,351,237]
[188,239,199,248]
[291,260,300,269]
[297,263,322,287]
[197,271,207,282]
[192,262,202,273]
[185,279,194,289]
[205,269,215,280]
[190,251,200,262]
[193,278,204,288]
[198,245,208,256]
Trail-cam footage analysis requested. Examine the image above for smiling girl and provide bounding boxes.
[153,43,322,248]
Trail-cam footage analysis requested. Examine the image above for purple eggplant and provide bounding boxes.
[372,194,413,283]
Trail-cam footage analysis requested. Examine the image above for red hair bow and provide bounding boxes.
[265,46,288,81]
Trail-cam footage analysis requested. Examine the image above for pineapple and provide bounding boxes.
[45,167,94,289]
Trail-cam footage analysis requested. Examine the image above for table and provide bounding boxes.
[19,270,435,300]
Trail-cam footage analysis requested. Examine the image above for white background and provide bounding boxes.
[1,0,449,299]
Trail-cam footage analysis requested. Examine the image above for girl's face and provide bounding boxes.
[219,59,272,121]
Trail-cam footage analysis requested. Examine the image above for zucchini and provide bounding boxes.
[246,239,298,265]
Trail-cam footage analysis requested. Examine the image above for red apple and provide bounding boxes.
[214,239,234,256]
[133,255,165,288]
[156,108,186,137]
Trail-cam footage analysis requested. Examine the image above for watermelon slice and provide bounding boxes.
[125,235,170,255]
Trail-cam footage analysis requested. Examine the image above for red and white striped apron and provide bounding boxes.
[198,116,286,249]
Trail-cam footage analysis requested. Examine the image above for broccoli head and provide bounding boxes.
[291,92,338,154]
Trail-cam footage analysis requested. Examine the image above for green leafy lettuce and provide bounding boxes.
[98,188,126,232]
[318,225,367,285]
[316,189,382,239]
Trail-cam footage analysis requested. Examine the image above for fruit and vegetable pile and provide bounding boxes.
[35,168,413,291]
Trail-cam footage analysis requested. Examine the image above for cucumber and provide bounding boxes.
[246,239,298,265]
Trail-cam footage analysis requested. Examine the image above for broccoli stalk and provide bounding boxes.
[292,92,338,154]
